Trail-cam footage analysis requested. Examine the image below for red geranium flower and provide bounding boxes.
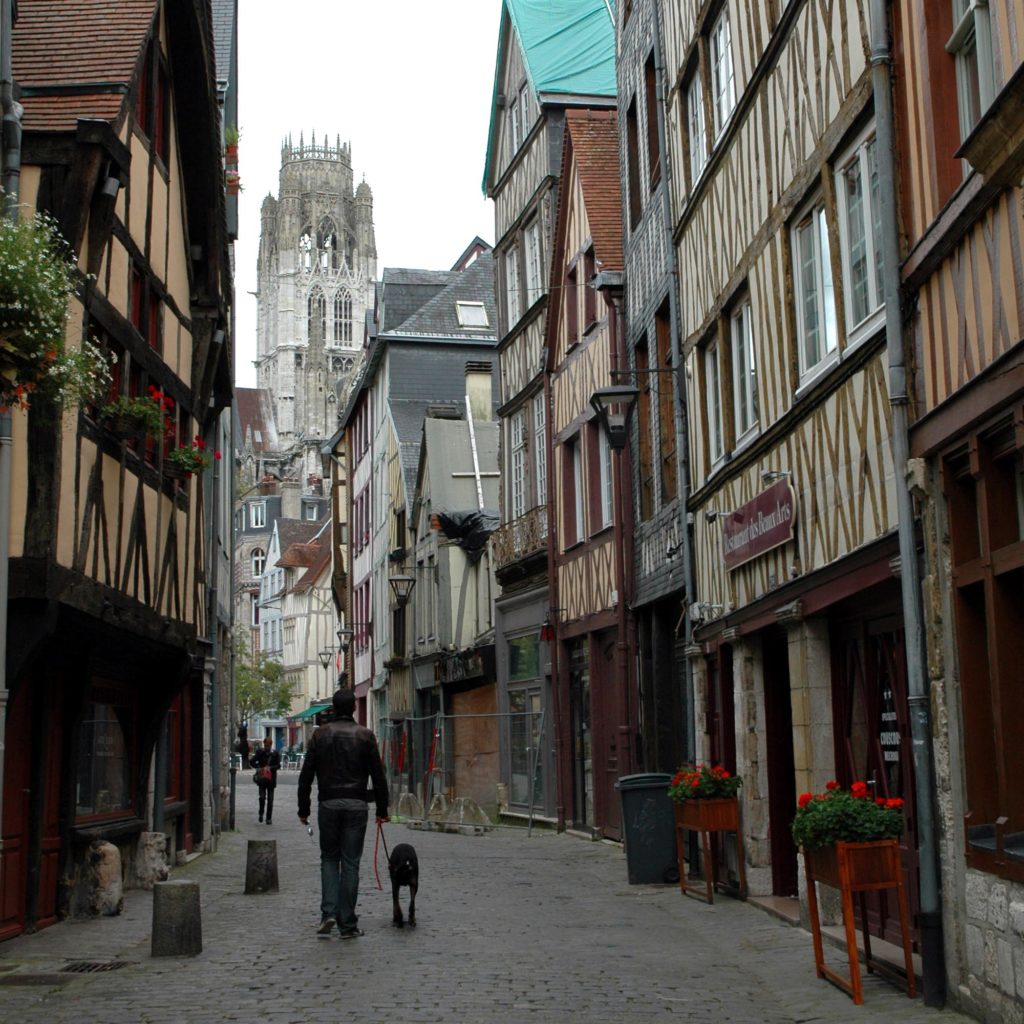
[798,792,813,809]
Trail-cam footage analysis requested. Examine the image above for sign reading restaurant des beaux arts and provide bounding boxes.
[720,479,796,571]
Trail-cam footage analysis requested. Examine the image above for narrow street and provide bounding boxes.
[0,775,971,1024]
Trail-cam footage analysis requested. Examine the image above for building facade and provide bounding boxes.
[1,0,233,938]
[484,0,616,829]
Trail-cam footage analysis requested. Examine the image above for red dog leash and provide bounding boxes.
[373,819,391,891]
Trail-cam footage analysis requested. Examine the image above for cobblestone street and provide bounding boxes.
[0,776,974,1024]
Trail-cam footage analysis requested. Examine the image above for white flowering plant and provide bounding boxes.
[0,200,110,411]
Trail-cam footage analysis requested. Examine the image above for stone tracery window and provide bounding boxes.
[299,227,313,271]
[317,219,338,271]
[334,288,353,343]
[308,287,326,342]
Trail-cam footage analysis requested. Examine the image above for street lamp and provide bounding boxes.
[336,626,354,654]
[388,573,416,608]
[317,647,334,699]
[590,385,639,451]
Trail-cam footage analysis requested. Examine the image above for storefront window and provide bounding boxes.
[508,634,539,682]
[76,701,131,818]
[509,689,543,807]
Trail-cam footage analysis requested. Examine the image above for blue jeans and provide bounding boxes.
[317,804,368,932]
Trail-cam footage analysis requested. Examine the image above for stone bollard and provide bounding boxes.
[244,839,279,894]
[151,880,202,957]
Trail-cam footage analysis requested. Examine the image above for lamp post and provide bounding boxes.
[387,574,416,607]
[589,385,639,451]
[336,626,353,686]
[591,385,639,777]
[317,647,333,700]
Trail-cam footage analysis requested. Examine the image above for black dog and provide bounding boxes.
[388,842,418,928]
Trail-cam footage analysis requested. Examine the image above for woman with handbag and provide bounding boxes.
[250,736,281,824]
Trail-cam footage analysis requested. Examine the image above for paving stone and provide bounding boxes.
[0,776,979,1023]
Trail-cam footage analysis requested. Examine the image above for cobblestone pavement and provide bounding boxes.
[0,775,976,1024]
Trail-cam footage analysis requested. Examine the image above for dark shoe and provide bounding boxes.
[338,928,364,940]
[316,918,335,938]
[265,819,272,825]
[258,815,263,823]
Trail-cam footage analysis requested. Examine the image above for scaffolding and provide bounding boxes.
[379,708,548,836]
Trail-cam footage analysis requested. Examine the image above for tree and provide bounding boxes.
[234,630,291,727]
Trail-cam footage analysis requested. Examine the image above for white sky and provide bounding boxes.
[233,0,503,387]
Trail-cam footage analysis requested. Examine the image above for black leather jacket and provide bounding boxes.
[250,746,280,786]
[297,716,388,819]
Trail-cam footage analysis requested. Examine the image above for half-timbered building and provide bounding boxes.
[484,0,615,829]
[662,0,922,954]
[546,108,633,840]
[895,0,1024,1014]
[616,0,693,782]
[1,0,233,938]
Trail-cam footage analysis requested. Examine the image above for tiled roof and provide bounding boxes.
[565,108,623,272]
[276,519,319,555]
[234,388,279,454]
[13,0,157,133]
[291,540,332,593]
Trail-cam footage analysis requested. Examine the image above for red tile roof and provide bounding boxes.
[13,0,157,133]
[564,108,624,273]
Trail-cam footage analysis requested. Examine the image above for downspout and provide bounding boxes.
[871,0,944,1006]
[651,4,697,763]
[0,0,23,901]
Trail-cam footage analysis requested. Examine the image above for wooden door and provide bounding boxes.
[0,681,31,940]
[762,627,798,896]
[833,615,920,947]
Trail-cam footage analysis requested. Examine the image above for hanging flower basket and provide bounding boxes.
[0,202,111,412]
[101,387,172,439]
[162,459,189,481]
[166,434,221,475]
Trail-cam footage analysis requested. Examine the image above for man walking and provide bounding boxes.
[298,688,389,939]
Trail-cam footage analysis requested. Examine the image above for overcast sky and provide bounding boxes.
[234,1,502,387]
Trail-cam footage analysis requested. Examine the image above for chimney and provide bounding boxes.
[281,479,301,519]
[465,361,493,423]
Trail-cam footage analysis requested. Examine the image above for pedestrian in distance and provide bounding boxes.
[298,688,389,940]
[250,736,281,824]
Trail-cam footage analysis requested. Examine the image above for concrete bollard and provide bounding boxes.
[151,880,202,957]
[244,839,279,894]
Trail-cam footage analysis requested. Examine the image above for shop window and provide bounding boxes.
[76,700,131,818]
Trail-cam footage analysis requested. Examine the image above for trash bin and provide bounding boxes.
[615,772,679,885]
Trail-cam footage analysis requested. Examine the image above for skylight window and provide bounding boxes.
[456,301,489,327]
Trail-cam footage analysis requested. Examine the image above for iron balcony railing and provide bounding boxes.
[492,505,548,570]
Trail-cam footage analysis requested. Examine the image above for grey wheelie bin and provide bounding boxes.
[615,772,678,885]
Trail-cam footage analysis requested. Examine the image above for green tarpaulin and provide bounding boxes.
[290,703,330,721]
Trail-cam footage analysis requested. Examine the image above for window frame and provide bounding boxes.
[533,394,547,509]
[730,299,759,447]
[510,407,527,520]
[250,501,267,529]
[704,335,725,468]
[251,547,266,577]
[524,219,543,309]
[709,7,736,140]
[455,301,489,327]
[505,244,521,327]
[686,69,708,190]
[834,125,885,350]
[792,196,839,387]
[946,0,995,144]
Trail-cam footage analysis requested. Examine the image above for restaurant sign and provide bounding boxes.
[720,479,796,571]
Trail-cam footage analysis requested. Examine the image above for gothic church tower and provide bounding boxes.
[255,132,376,477]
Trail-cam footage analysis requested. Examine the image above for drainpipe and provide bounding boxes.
[651,5,697,764]
[871,0,944,1006]
[0,0,23,904]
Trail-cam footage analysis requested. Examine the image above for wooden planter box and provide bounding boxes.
[162,461,190,481]
[803,839,916,1004]
[673,798,746,903]
[105,412,145,440]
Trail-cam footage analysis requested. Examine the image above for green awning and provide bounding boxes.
[290,703,330,721]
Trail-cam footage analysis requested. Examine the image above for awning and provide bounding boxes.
[290,703,330,722]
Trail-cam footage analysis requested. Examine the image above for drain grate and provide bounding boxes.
[62,960,134,974]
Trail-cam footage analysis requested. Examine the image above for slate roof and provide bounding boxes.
[378,269,457,333]
[210,0,235,87]
[388,252,498,341]
[276,519,319,556]
[564,108,623,272]
[13,0,157,133]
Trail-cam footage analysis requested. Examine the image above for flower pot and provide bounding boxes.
[163,461,190,481]
[802,839,915,1004]
[674,797,740,832]
[105,412,145,439]
[804,839,900,889]
[225,143,238,165]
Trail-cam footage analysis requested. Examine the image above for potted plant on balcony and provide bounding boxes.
[0,203,111,412]
[224,125,239,165]
[225,170,242,196]
[101,385,172,439]
[165,434,221,479]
